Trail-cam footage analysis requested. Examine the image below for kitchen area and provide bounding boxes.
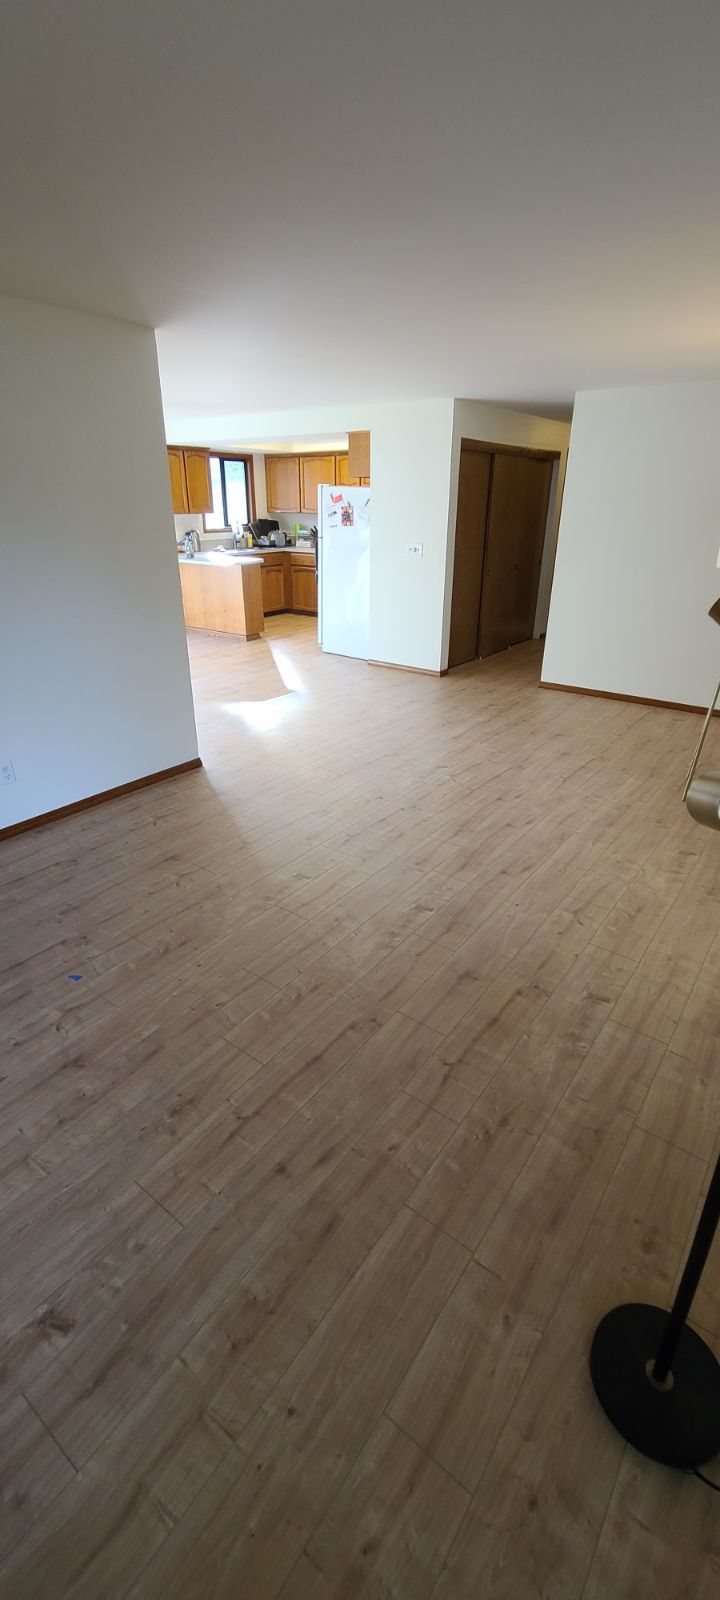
[168,432,371,649]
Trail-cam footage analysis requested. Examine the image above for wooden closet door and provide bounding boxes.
[447,449,492,668]
[478,453,553,658]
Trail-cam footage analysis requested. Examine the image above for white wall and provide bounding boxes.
[0,295,198,830]
[542,382,720,707]
[369,399,455,670]
[441,401,571,669]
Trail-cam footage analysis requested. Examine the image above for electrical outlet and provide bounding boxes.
[407,543,423,558]
[1,760,17,784]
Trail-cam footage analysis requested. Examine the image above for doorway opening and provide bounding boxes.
[447,439,559,669]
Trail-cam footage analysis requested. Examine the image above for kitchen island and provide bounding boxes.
[178,552,265,640]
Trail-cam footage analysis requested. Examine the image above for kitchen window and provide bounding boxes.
[204,454,254,531]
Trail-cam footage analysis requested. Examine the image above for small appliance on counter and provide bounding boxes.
[247,518,284,547]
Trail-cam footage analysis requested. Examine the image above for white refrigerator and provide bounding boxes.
[317,483,370,659]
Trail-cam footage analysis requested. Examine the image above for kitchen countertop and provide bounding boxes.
[252,545,315,556]
[178,548,314,566]
[178,552,263,566]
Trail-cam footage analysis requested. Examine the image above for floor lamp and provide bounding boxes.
[590,600,720,1469]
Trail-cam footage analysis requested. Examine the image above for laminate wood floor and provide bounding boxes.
[2,616,720,1598]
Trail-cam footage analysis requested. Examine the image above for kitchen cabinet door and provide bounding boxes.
[291,565,318,614]
[266,456,301,512]
[184,449,213,514]
[167,448,188,513]
[335,455,360,487]
[348,430,370,478]
[261,562,285,614]
[300,455,336,513]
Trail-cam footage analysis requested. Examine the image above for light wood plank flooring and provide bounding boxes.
[2,615,720,1598]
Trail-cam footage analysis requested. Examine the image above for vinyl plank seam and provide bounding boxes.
[246,1222,476,1599]
[379,1408,476,1498]
[18,1389,79,1479]
[0,1390,80,1574]
[133,1178,191,1230]
[473,1093,637,1313]
[401,1084,481,1127]
[576,1445,634,1600]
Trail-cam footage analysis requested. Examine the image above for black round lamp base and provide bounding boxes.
[590,1303,720,1468]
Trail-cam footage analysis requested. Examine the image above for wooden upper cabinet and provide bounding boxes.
[300,454,336,514]
[335,454,361,487]
[348,430,370,479]
[167,447,212,515]
[266,455,302,512]
[183,449,213,514]
[167,447,188,514]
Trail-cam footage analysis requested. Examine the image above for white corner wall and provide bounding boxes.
[369,398,455,671]
[0,295,197,830]
[441,401,571,669]
[542,382,720,708]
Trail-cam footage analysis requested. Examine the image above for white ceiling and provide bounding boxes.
[2,0,719,430]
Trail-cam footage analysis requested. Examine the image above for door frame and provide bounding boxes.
[459,437,561,463]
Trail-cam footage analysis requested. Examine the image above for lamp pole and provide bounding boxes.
[590,605,720,1469]
[590,1152,720,1468]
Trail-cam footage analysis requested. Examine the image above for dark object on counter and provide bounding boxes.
[248,519,282,546]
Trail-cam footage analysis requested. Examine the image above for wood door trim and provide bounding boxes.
[460,437,561,462]
[0,759,202,840]
[539,681,719,716]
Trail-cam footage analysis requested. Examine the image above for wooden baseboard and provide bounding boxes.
[0,757,203,841]
[540,681,716,716]
[369,659,447,677]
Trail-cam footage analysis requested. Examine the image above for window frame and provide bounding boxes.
[205,452,256,530]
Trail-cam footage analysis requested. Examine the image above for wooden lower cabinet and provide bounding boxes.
[179,559,264,640]
[259,552,317,617]
[290,564,318,613]
[261,560,285,614]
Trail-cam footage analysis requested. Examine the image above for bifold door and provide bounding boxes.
[448,445,554,667]
[447,449,492,668]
